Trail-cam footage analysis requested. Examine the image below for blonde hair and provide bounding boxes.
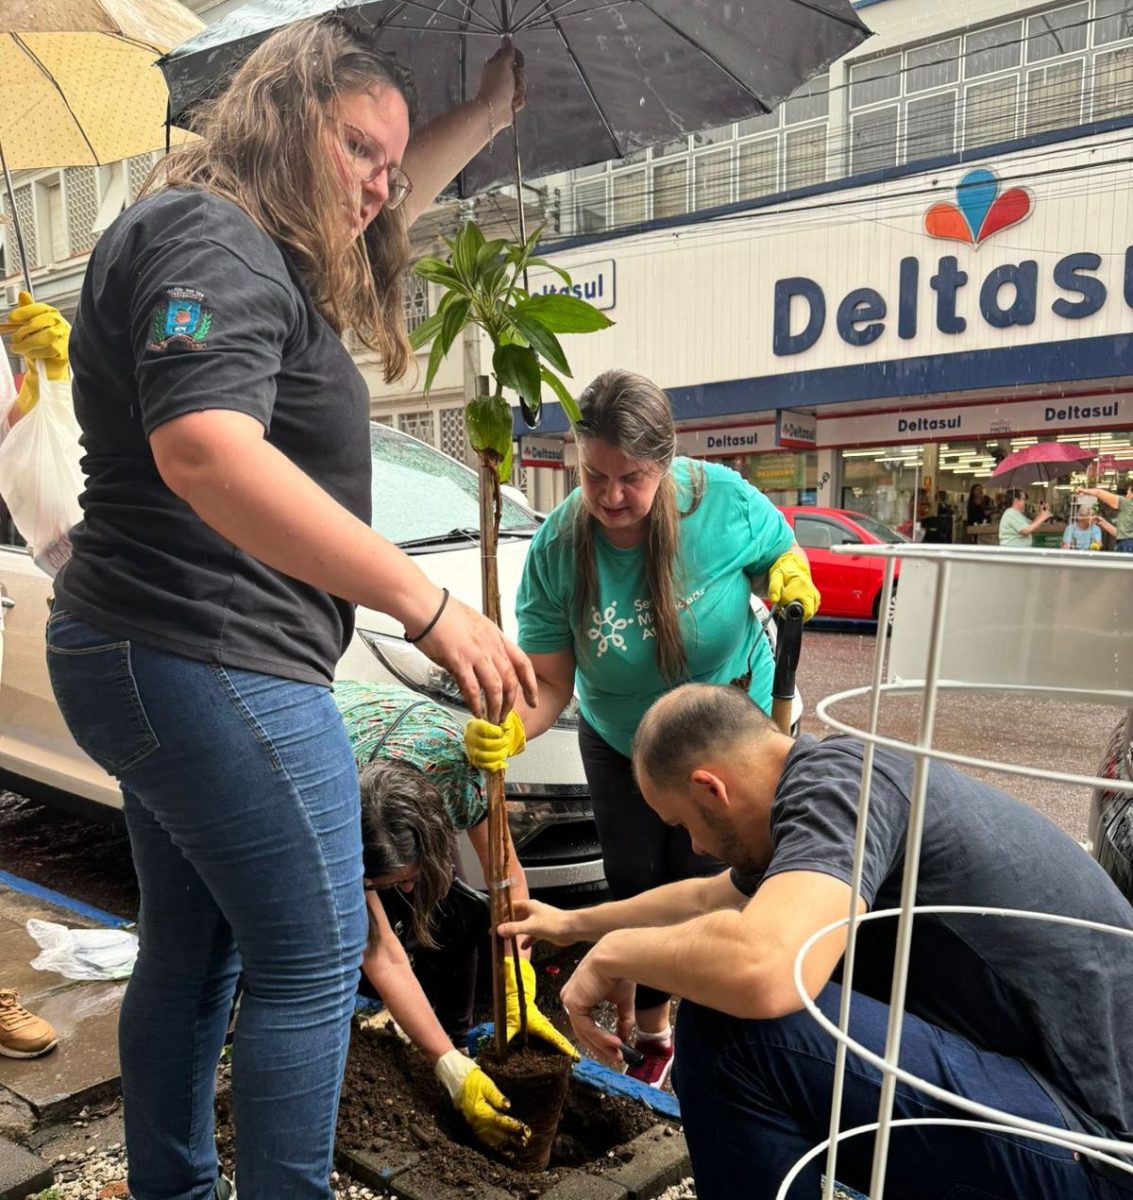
[572,370,704,683]
[154,17,416,381]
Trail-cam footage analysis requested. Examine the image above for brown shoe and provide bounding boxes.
[0,988,58,1058]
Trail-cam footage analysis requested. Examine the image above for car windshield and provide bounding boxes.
[851,513,910,544]
[370,423,539,545]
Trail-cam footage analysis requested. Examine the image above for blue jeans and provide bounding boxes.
[1116,539,1133,554]
[46,610,367,1200]
[673,984,1125,1200]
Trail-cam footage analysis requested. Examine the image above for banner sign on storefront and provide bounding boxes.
[817,395,1126,448]
[519,436,566,468]
[748,454,807,491]
[775,409,817,449]
[528,259,616,312]
[676,422,770,457]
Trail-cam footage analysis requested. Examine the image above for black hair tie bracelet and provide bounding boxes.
[405,587,450,644]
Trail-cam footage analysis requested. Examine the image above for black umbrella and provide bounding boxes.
[159,0,871,201]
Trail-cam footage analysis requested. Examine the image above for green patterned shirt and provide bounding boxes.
[333,680,485,832]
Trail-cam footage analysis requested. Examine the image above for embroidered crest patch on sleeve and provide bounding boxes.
[148,287,213,351]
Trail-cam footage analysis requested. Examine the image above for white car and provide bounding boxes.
[0,422,603,897]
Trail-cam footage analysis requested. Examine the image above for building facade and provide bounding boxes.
[386,0,1133,526]
[4,0,1132,531]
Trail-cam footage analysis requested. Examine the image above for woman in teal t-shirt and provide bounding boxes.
[463,370,820,1088]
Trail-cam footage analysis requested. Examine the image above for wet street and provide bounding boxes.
[0,625,1115,920]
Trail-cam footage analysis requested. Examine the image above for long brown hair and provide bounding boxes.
[572,370,703,683]
[154,17,417,381]
[359,759,456,950]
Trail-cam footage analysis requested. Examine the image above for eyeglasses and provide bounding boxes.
[338,122,413,210]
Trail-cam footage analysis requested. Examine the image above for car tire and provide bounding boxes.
[873,584,898,634]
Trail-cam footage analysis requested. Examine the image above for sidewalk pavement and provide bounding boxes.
[0,875,129,1198]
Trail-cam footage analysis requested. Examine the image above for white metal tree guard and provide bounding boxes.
[783,543,1133,1200]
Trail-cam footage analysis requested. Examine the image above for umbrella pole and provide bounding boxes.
[498,6,530,287]
[0,139,33,295]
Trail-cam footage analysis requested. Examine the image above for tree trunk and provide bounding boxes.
[477,448,527,1057]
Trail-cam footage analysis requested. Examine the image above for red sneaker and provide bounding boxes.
[627,1037,674,1088]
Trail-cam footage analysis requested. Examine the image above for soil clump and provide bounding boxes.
[332,1025,658,1196]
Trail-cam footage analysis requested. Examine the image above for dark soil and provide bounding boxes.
[333,1025,657,1197]
[477,1041,573,1171]
[0,791,138,920]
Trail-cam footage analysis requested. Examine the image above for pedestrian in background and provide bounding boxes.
[1061,499,1114,551]
[465,369,820,1089]
[998,489,1052,547]
[42,17,533,1200]
[966,482,992,526]
[1078,480,1133,553]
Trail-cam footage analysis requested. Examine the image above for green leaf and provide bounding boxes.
[540,367,582,424]
[509,313,571,377]
[440,297,471,357]
[477,238,509,269]
[465,394,513,459]
[497,438,514,482]
[525,257,571,285]
[415,259,466,292]
[493,344,542,413]
[422,329,448,396]
[408,310,444,351]
[453,222,485,284]
[512,293,614,334]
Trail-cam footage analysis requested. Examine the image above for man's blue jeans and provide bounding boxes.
[1116,538,1133,554]
[673,984,1127,1200]
[47,610,367,1200]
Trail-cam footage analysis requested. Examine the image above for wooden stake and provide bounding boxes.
[478,448,528,1056]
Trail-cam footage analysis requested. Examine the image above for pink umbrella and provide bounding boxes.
[989,442,1096,488]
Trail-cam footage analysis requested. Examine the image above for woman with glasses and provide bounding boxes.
[334,679,576,1154]
[45,17,533,1200]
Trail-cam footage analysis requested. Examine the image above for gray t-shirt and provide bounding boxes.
[732,735,1133,1144]
[57,189,371,685]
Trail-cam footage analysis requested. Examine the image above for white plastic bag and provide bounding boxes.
[0,376,83,576]
[26,919,138,982]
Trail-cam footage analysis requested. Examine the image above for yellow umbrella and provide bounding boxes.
[0,0,204,289]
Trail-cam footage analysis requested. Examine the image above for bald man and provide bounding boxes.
[501,683,1133,1200]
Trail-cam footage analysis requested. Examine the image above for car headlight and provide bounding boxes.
[357,629,580,729]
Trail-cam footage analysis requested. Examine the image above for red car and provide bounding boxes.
[777,506,907,624]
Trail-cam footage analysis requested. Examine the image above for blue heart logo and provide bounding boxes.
[955,169,999,243]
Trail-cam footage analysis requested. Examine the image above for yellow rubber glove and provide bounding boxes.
[464,710,526,773]
[3,291,70,415]
[505,956,580,1060]
[767,549,821,622]
[434,1049,531,1151]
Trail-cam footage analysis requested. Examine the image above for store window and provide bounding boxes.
[1096,0,1133,44]
[907,39,961,91]
[694,149,733,210]
[1025,58,1085,132]
[714,451,818,507]
[737,138,778,199]
[852,106,899,173]
[966,22,1023,76]
[907,92,957,159]
[783,125,828,189]
[1093,44,1133,117]
[573,181,607,234]
[1027,3,1088,61]
[964,75,1019,146]
[653,159,689,218]
[841,448,925,531]
[612,170,647,226]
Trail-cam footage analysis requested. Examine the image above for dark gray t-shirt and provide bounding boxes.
[56,189,371,685]
[732,735,1133,1142]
